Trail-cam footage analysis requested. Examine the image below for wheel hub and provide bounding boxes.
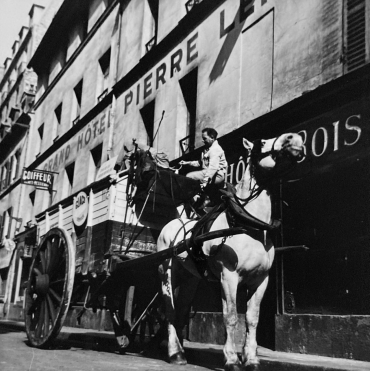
[35,274,49,296]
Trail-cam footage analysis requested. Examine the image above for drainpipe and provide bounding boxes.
[108,1,124,158]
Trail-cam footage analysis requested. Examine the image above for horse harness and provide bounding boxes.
[170,184,280,275]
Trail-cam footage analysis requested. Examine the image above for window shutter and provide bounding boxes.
[346,0,366,72]
[7,207,13,237]
[0,211,6,240]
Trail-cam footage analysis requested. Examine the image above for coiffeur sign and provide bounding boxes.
[22,169,54,191]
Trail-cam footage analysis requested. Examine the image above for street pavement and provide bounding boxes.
[1,320,370,371]
[0,322,221,371]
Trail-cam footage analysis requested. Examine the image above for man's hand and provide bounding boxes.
[179,160,188,165]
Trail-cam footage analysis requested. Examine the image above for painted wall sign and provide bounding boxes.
[73,191,89,227]
[221,100,369,184]
[43,107,111,172]
[124,33,198,114]
[22,169,54,191]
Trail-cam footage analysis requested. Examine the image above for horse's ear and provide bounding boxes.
[243,138,254,152]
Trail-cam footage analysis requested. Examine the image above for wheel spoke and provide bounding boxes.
[49,287,62,304]
[46,294,57,323]
[35,302,45,339]
[30,304,41,331]
[49,242,66,280]
[27,296,41,315]
[47,237,60,274]
[40,251,46,274]
[43,300,49,337]
[49,278,65,286]
[25,228,74,348]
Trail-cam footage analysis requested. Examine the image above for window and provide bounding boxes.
[67,21,88,60]
[14,150,21,179]
[37,123,44,156]
[1,161,11,189]
[0,212,6,240]
[29,190,36,206]
[178,68,198,155]
[0,166,7,191]
[145,0,159,53]
[345,0,367,72]
[54,103,62,140]
[37,73,48,98]
[140,100,155,147]
[65,162,75,196]
[0,207,13,240]
[3,104,8,121]
[88,0,112,32]
[7,156,15,185]
[72,79,83,124]
[97,48,111,101]
[91,144,103,175]
[49,47,67,85]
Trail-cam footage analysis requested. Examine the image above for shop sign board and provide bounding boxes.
[73,191,89,227]
[220,99,369,184]
[22,169,54,191]
[95,156,118,181]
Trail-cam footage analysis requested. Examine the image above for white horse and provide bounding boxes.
[157,133,304,371]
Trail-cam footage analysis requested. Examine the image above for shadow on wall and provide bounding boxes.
[209,6,247,83]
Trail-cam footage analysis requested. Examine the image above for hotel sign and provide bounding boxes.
[22,169,54,191]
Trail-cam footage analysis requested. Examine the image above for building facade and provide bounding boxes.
[0,4,47,309]
[1,0,370,361]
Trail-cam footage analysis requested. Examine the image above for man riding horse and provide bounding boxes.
[180,127,227,211]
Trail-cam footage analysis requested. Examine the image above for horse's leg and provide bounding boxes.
[174,268,200,345]
[221,270,243,371]
[158,258,186,365]
[242,275,269,369]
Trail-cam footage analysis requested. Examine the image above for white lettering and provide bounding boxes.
[225,163,235,183]
[312,127,328,157]
[236,156,246,184]
[298,130,307,163]
[332,121,339,151]
[344,115,362,146]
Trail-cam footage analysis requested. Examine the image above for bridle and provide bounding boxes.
[235,134,304,206]
[251,135,305,163]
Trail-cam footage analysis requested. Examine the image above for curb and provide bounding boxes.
[1,320,370,371]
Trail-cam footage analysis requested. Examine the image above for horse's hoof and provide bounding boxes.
[116,335,130,349]
[224,363,245,371]
[169,352,187,365]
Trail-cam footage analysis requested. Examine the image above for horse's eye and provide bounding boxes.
[261,141,266,147]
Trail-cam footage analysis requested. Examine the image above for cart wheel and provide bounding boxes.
[25,227,75,348]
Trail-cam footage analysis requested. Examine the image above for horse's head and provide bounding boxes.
[243,133,304,178]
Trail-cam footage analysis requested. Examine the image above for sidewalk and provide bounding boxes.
[1,319,370,371]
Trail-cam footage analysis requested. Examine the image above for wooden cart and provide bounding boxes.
[23,158,309,350]
[24,169,192,349]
